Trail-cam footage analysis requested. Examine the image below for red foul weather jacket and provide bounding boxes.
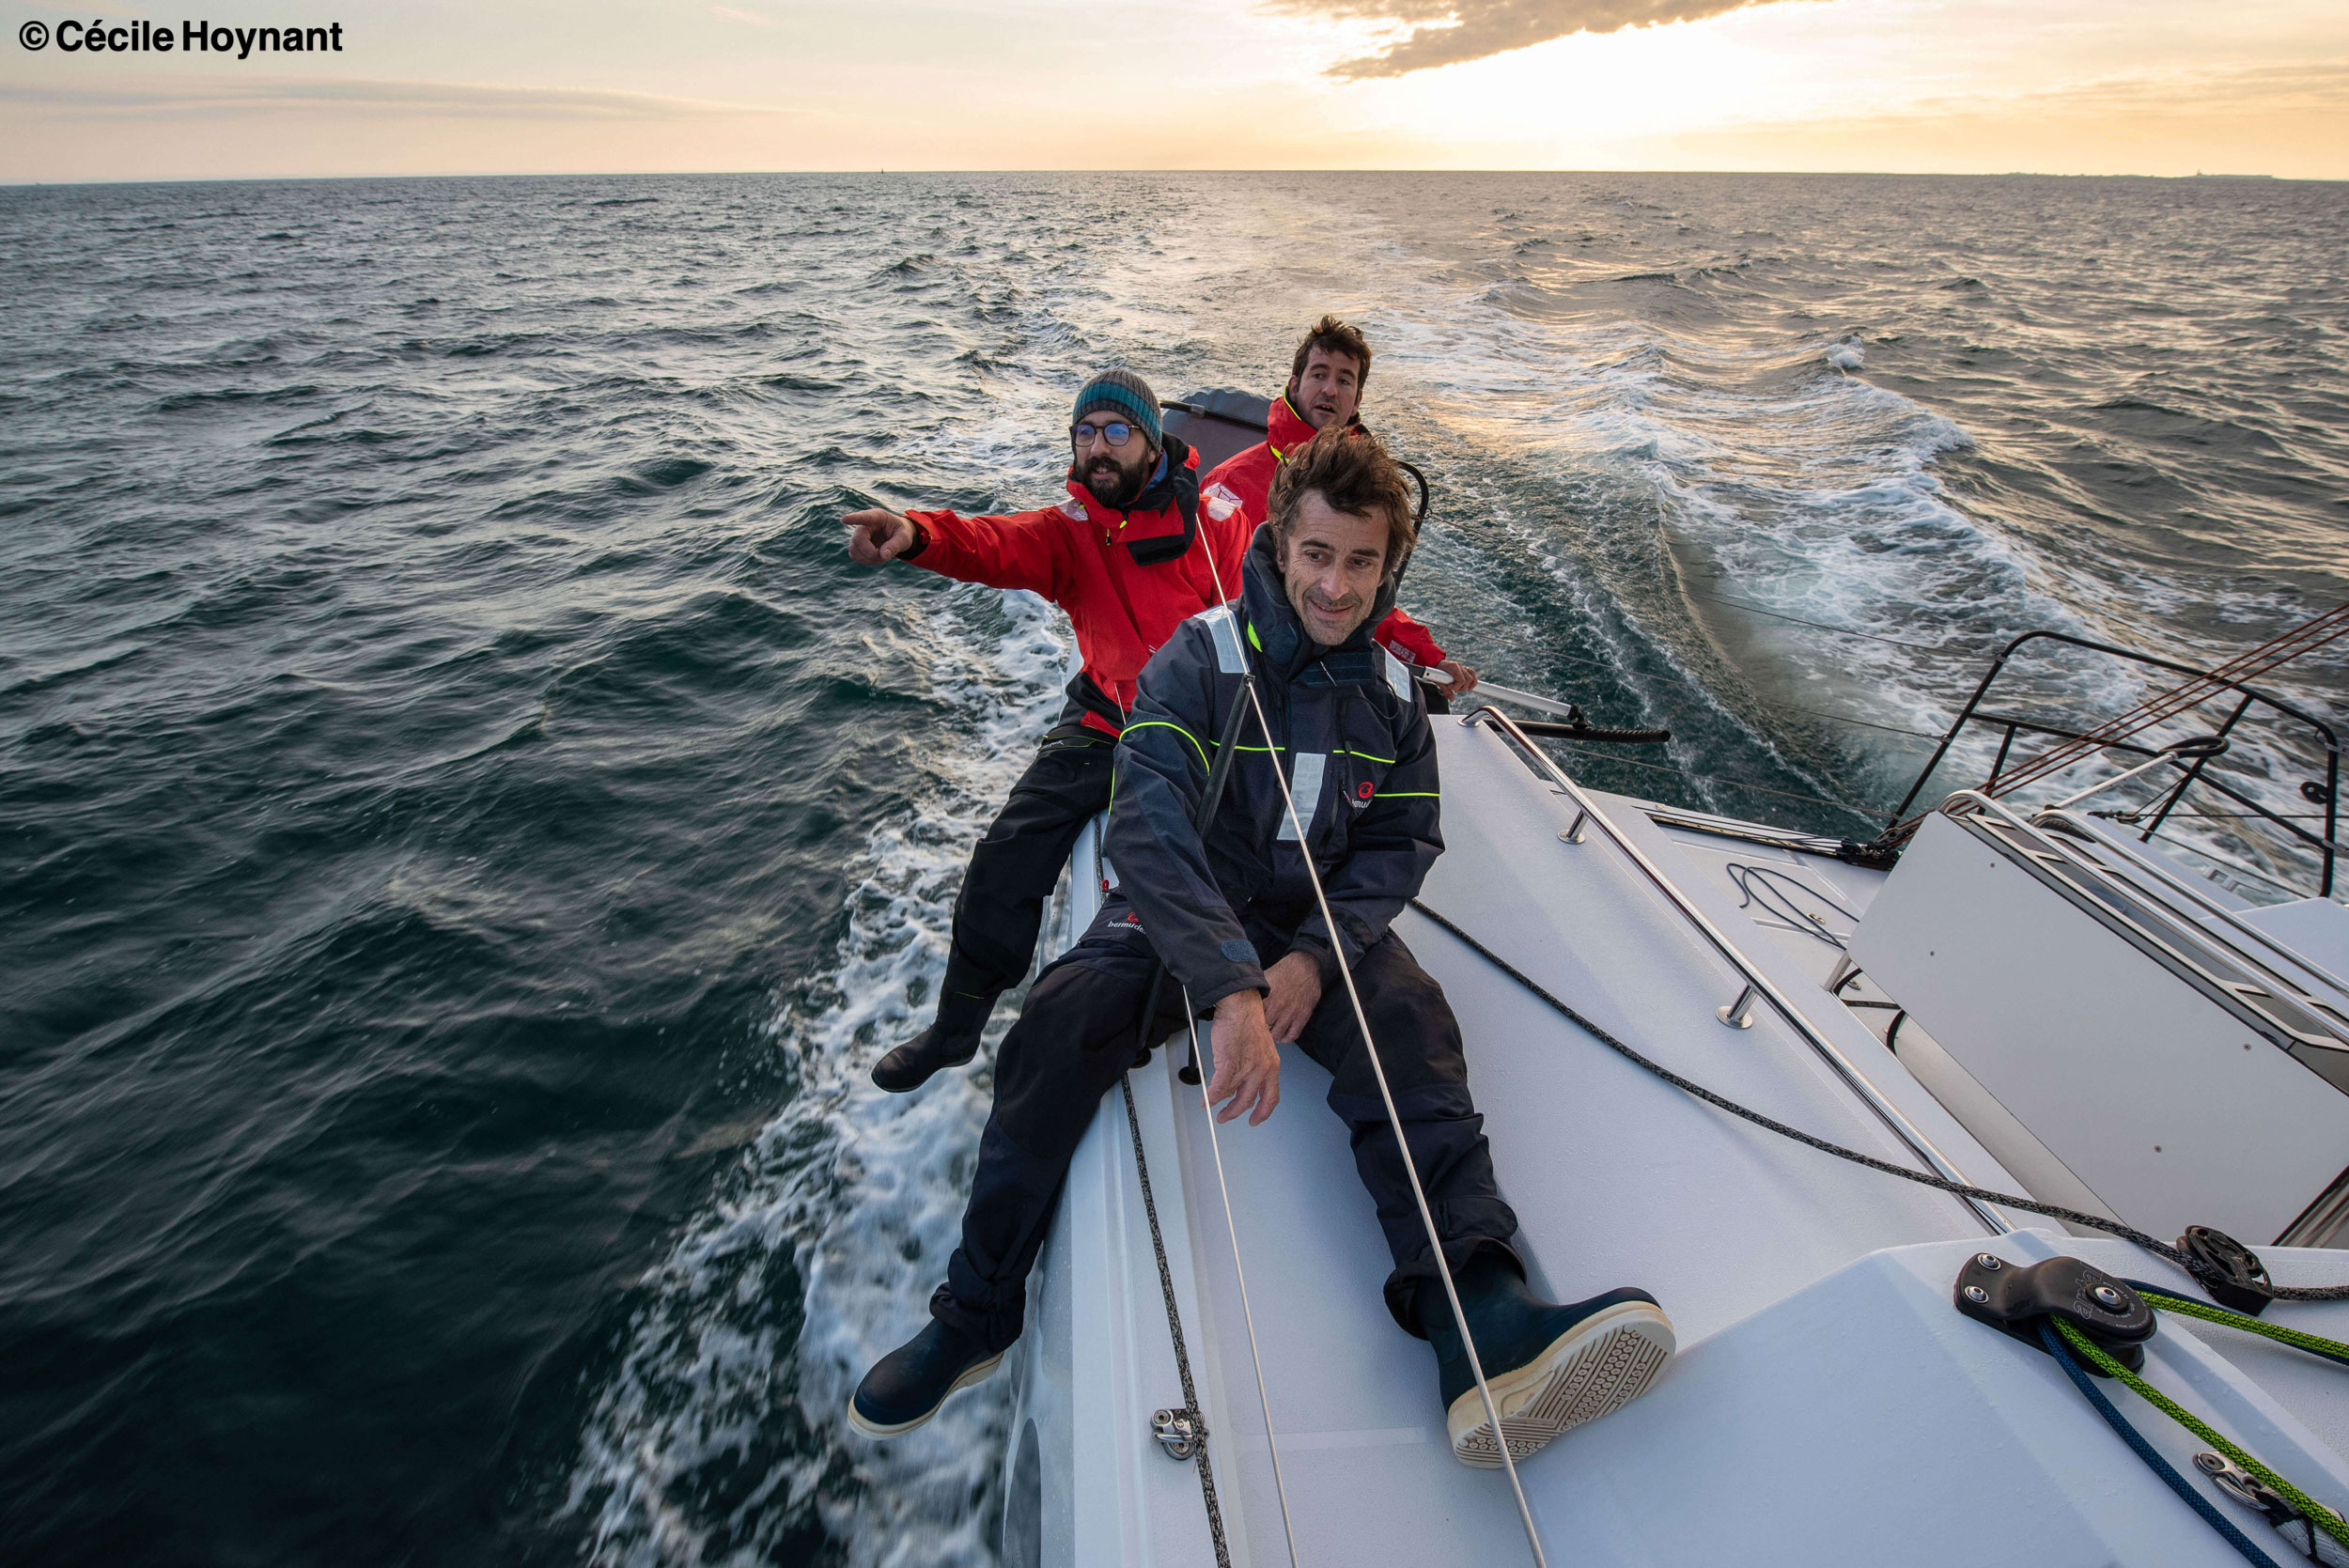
[901,436,1251,737]
[1200,394,1448,668]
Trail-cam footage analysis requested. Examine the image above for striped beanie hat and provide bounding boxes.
[1072,367,1161,449]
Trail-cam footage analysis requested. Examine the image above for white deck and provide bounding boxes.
[1000,716,2349,1567]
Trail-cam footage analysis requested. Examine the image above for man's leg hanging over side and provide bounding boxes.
[873,734,1114,1094]
[852,935,1188,1437]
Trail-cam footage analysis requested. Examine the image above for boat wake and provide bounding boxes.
[563,588,1070,1568]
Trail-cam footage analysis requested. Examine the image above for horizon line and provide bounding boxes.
[2,167,2326,190]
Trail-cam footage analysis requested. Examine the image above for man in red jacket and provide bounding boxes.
[1202,316,1478,706]
[842,367,1444,1094]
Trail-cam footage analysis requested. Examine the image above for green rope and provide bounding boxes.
[2137,1288,2349,1369]
[2054,1320,2349,1554]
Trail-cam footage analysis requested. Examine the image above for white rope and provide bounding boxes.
[1185,509,1551,1567]
[1180,985,1304,1568]
[1227,671,1551,1568]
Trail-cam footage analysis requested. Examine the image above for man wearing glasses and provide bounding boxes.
[842,367,1439,1095]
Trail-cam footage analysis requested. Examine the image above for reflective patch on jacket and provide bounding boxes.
[1382,644,1415,703]
[1203,482,1242,522]
[1193,603,1247,674]
[1275,752,1328,842]
[1060,498,1089,521]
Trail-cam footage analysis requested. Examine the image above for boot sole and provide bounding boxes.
[1447,1300,1674,1468]
[846,1352,1004,1439]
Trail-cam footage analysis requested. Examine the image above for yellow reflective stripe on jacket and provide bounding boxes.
[1123,720,1209,770]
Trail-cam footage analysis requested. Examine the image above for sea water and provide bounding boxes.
[3,172,2344,1566]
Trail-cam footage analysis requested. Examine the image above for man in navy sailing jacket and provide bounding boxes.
[850,430,1675,1467]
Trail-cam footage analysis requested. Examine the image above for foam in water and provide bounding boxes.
[565,586,1071,1567]
[1371,279,2107,753]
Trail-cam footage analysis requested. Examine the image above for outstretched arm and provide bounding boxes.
[839,502,1072,599]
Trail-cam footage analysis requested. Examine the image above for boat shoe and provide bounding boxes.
[848,1318,1004,1439]
[1421,1253,1676,1467]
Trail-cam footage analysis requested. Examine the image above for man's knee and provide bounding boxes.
[978,748,1112,846]
[1308,948,1467,1097]
[989,959,1157,1153]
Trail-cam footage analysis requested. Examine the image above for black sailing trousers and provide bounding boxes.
[930,914,1521,1352]
[937,731,1116,1010]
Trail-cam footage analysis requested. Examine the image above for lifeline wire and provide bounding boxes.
[1403,896,2349,1305]
[1190,514,1551,1565]
[1181,986,1303,1568]
[1228,672,1551,1566]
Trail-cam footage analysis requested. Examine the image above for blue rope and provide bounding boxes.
[2038,1322,2283,1568]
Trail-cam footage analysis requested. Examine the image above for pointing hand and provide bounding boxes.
[844,508,917,565]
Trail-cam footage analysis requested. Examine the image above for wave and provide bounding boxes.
[564,588,1071,1567]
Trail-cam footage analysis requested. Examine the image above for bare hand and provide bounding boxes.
[1438,659,1478,696]
[844,508,917,566]
[1263,951,1323,1045]
[1206,990,1282,1126]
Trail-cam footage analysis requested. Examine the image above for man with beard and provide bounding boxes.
[844,367,1456,1097]
[848,427,1674,1460]
[1203,315,1479,706]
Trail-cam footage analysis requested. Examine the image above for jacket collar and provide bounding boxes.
[1268,392,1362,460]
[1063,435,1201,566]
[1238,522,1399,681]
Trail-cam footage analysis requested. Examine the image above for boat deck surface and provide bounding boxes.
[1006,715,2349,1567]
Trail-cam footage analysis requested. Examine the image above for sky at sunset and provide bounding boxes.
[3,0,2344,182]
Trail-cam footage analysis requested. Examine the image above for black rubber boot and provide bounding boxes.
[872,991,994,1094]
[848,1316,1004,1438]
[1419,1251,1675,1467]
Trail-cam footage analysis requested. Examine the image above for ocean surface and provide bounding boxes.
[3,171,2345,1566]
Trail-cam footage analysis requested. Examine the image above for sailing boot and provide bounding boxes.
[871,990,994,1093]
[1419,1251,1676,1467]
[848,1316,1005,1439]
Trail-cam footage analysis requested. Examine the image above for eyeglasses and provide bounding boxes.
[1070,420,1139,448]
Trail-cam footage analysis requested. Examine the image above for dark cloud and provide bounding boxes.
[1271,0,1823,78]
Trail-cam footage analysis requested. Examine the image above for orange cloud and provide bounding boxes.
[1268,0,1831,76]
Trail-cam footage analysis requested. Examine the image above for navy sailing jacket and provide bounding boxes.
[1103,524,1442,1011]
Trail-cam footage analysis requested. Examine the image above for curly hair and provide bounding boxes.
[1266,427,1416,577]
[1287,314,1372,389]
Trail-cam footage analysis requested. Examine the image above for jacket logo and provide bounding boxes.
[1357,781,1374,800]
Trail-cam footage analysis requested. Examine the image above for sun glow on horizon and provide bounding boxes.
[2,0,2343,182]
